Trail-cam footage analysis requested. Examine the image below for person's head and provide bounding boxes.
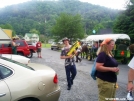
[12,38,16,41]
[62,37,70,45]
[97,38,115,56]
[129,44,134,54]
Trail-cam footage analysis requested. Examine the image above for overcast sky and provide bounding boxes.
[0,0,128,10]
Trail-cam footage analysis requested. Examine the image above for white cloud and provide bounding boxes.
[0,0,128,10]
[80,0,128,10]
[0,0,29,8]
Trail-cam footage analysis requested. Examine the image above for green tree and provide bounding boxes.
[113,0,134,42]
[0,23,16,36]
[51,13,84,42]
[29,28,40,35]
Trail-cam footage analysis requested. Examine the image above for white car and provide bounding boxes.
[0,57,60,101]
[1,54,30,64]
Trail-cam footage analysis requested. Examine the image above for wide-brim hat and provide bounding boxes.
[62,37,70,42]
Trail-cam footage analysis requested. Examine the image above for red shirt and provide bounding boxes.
[36,42,42,48]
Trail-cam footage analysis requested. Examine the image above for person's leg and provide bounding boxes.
[77,52,81,62]
[76,54,78,62]
[38,48,42,58]
[65,65,71,90]
[70,65,77,85]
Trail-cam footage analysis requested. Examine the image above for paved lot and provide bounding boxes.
[31,48,129,101]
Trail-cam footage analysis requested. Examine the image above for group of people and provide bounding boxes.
[11,38,42,58]
[60,37,134,101]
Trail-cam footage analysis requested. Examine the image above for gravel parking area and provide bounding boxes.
[31,48,129,101]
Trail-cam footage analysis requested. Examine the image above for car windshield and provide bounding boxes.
[1,57,34,71]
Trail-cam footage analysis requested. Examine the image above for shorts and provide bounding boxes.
[97,78,116,101]
[37,48,41,52]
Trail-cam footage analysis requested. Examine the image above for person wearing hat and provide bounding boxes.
[36,40,42,58]
[60,37,77,90]
[11,38,19,54]
[96,38,119,101]
[75,41,82,62]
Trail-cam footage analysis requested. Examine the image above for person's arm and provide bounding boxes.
[127,68,134,91]
[12,42,17,47]
[60,49,73,59]
[96,63,119,72]
[60,55,72,59]
[96,52,119,72]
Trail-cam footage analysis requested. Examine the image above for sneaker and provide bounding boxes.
[40,56,42,58]
[67,86,71,90]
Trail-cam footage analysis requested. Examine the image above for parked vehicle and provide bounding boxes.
[51,41,64,50]
[0,56,61,101]
[27,45,37,58]
[26,41,37,58]
[0,40,33,58]
[1,54,30,64]
[86,34,130,64]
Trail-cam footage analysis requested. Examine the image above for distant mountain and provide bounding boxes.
[0,0,121,36]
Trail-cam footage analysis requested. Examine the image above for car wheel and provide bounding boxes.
[87,54,92,61]
[51,48,53,50]
[26,50,33,58]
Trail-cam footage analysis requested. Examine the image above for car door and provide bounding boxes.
[0,81,10,101]
[0,65,12,101]
[2,43,12,54]
[0,44,3,54]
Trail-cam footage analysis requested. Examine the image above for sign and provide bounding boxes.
[92,30,96,34]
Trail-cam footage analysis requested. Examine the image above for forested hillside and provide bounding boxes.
[0,0,120,36]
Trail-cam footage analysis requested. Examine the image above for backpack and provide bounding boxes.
[90,58,97,80]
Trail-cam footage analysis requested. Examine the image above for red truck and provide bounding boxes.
[0,40,36,58]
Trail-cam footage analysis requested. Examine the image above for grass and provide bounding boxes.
[42,43,51,48]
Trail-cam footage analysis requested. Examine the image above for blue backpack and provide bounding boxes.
[90,58,97,80]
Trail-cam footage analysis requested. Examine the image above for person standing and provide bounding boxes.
[96,38,119,101]
[127,44,134,91]
[11,38,19,54]
[60,37,77,90]
[76,41,82,62]
[36,40,42,58]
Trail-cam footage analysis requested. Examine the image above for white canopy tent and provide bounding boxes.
[0,27,11,43]
[86,34,130,42]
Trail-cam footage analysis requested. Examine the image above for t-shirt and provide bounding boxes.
[128,56,134,69]
[61,45,75,66]
[36,42,41,48]
[96,52,118,83]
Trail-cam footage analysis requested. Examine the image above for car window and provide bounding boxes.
[1,57,34,71]
[3,44,11,47]
[0,65,13,79]
[0,44,2,48]
[15,41,25,46]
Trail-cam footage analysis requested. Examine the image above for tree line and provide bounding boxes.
[0,0,119,39]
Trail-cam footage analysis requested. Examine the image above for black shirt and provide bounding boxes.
[96,52,118,83]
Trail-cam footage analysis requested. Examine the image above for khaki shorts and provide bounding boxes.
[37,48,41,52]
[97,78,116,101]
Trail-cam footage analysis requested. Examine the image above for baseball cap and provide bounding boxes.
[100,38,113,46]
